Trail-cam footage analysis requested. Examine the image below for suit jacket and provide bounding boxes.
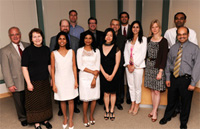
[50,34,79,54]
[79,30,104,48]
[1,42,30,91]
[116,33,126,67]
[119,24,132,39]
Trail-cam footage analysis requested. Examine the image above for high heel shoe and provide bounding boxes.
[90,120,95,125]
[110,112,115,121]
[83,122,90,127]
[104,111,109,120]
[128,110,133,114]
[69,126,74,129]
[62,124,67,129]
[148,113,153,118]
[132,107,139,115]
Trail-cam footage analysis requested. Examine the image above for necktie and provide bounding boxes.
[173,44,183,78]
[17,44,23,57]
[129,45,134,65]
[123,27,127,37]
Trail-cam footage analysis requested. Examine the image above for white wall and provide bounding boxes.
[42,0,90,46]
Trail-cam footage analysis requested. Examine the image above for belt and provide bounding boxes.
[147,57,156,61]
[171,73,191,79]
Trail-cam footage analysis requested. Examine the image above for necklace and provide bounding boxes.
[104,43,113,46]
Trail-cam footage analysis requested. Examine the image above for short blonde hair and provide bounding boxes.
[149,19,162,36]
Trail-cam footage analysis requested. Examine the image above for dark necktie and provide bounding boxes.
[17,44,23,57]
[123,27,127,37]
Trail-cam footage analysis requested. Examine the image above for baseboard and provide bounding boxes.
[195,87,200,92]
[0,92,12,99]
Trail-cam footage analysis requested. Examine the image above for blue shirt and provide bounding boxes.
[70,24,84,39]
[165,40,200,86]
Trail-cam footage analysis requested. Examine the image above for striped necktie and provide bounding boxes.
[173,44,183,78]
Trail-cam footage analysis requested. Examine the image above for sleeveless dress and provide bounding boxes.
[77,47,100,101]
[53,49,78,100]
[100,44,120,93]
[144,41,166,91]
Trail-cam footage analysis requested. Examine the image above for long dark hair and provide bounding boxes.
[128,21,143,43]
[54,31,70,50]
[80,31,97,52]
[103,28,116,45]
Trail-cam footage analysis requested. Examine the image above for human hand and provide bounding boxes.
[93,70,99,76]
[156,72,162,80]
[188,85,195,91]
[27,83,34,91]
[128,65,134,73]
[166,81,170,87]
[8,86,17,92]
[91,78,96,88]
[74,81,78,89]
[107,75,114,82]
[53,85,57,93]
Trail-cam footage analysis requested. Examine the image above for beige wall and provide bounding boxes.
[96,0,118,31]
[42,0,90,46]
[123,0,136,24]
[142,0,163,37]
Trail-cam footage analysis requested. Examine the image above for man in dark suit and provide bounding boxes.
[119,12,132,39]
[110,19,126,110]
[1,27,29,126]
[119,12,131,104]
[49,19,80,114]
[79,17,104,48]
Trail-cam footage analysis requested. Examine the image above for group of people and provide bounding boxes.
[1,10,200,129]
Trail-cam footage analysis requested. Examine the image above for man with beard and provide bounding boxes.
[110,19,126,110]
[49,19,80,115]
[160,26,200,129]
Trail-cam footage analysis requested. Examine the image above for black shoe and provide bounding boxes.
[58,109,63,116]
[180,124,187,129]
[116,104,123,110]
[42,121,52,129]
[21,120,28,126]
[74,107,80,113]
[159,118,171,125]
[126,99,131,104]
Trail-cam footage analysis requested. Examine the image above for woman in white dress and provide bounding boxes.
[51,31,78,129]
[124,21,147,115]
[77,31,100,127]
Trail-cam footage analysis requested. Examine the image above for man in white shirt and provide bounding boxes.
[164,12,198,48]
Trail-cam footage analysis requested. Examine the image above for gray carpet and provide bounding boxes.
[0,92,199,129]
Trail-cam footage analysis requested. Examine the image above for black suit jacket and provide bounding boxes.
[79,30,104,48]
[116,33,126,67]
[119,24,132,39]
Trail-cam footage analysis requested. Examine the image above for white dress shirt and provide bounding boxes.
[164,27,198,48]
[121,24,128,35]
[12,42,25,56]
[124,36,147,68]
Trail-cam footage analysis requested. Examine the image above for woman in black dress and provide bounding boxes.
[100,28,121,121]
[22,28,52,129]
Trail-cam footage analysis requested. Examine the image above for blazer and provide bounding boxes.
[124,37,147,68]
[119,24,132,39]
[1,42,30,91]
[79,30,104,48]
[50,34,79,54]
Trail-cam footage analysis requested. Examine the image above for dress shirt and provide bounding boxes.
[164,27,198,48]
[70,24,84,39]
[165,40,200,86]
[121,25,128,36]
[124,36,147,68]
[12,42,25,56]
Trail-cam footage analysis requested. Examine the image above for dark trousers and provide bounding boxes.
[12,91,26,121]
[163,74,193,126]
[116,67,125,104]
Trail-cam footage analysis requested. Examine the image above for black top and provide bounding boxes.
[100,44,120,93]
[21,44,50,81]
